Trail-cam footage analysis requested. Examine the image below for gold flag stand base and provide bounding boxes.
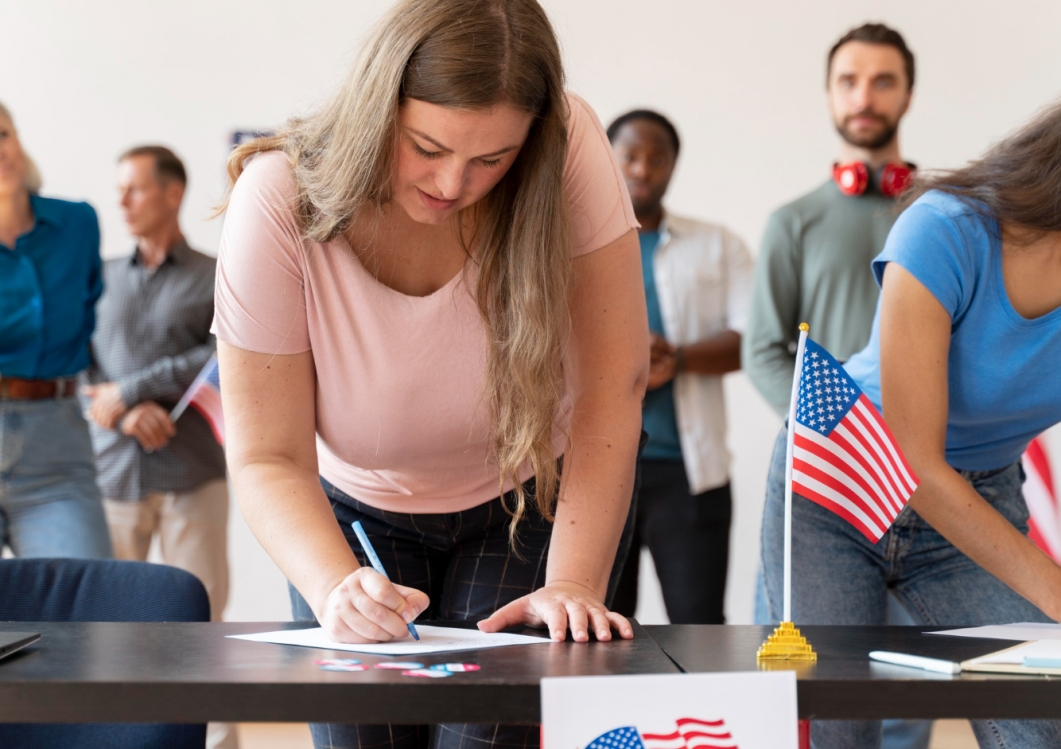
[756,621,817,661]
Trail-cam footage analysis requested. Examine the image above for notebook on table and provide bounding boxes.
[962,640,1061,676]
[0,632,39,662]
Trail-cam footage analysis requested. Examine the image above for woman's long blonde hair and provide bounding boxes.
[225,0,571,532]
[0,102,43,194]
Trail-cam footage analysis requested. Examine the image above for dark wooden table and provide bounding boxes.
[0,621,677,724]
[646,625,1061,720]
[6,621,1057,724]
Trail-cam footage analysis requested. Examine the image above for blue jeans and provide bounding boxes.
[754,566,932,749]
[0,398,111,558]
[760,427,1061,749]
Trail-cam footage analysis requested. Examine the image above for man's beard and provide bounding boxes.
[836,111,899,150]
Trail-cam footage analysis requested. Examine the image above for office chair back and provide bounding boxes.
[0,558,210,749]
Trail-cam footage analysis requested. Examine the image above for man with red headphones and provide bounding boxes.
[744,22,916,416]
[744,23,932,749]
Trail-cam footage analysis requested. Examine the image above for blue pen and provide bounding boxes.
[351,521,420,641]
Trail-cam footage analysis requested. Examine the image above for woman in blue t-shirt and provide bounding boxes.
[760,100,1061,748]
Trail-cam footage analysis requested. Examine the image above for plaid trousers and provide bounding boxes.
[290,463,640,749]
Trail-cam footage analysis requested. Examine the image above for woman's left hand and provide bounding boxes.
[477,581,633,642]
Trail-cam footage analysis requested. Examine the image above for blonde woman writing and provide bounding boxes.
[215,1,646,746]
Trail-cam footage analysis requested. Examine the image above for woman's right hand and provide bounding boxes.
[318,568,431,643]
[219,344,431,643]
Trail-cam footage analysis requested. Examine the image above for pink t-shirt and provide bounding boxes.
[214,93,637,513]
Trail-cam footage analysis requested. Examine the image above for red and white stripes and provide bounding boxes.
[1024,436,1061,562]
[792,394,918,542]
[641,718,738,749]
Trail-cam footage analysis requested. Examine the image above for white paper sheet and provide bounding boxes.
[926,622,1061,642]
[228,625,551,655]
[966,639,1061,666]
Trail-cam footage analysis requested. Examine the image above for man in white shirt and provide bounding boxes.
[607,110,753,623]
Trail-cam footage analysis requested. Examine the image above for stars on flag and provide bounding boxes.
[587,726,643,749]
[795,342,859,436]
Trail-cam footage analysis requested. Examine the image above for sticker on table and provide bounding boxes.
[318,659,369,672]
[375,661,424,670]
[402,668,453,678]
[429,663,481,672]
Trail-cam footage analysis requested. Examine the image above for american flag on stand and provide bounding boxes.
[587,718,738,749]
[169,356,225,445]
[791,338,919,542]
[1024,436,1061,562]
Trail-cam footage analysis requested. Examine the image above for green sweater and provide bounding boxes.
[743,179,898,415]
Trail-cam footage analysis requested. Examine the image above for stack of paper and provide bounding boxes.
[961,640,1061,675]
[928,622,1061,675]
[927,622,1061,642]
[229,624,551,656]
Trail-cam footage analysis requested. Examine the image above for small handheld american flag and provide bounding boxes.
[170,356,225,446]
[780,326,918,621]
[792,338,918,542]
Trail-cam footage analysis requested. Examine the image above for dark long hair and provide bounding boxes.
[905,98,1061,235]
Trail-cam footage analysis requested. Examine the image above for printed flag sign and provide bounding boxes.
[791,338,918,542]
[589,718,738,749]
[542,672,797,749]
[170,356,225,445]
[1024,436,1061,562]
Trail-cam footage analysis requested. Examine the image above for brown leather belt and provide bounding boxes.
[0,377,79,400]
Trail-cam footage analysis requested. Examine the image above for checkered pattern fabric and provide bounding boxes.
[83,241,225,500]
[324,477,553,622]
[291,465,640,749]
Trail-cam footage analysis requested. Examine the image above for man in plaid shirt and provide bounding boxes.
[81,145,234,748]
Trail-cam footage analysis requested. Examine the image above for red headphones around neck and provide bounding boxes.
[832,161,916,198]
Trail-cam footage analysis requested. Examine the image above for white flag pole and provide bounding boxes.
[783,323,809,623]
[169,356,218,423]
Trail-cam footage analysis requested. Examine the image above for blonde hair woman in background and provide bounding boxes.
[215,1,648,746]
[0,102,111,560]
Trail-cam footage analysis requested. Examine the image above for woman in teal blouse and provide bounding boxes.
[0,102,111,558]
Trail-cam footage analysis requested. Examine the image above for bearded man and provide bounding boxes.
[744,23,917,415]
[744,23,931,749]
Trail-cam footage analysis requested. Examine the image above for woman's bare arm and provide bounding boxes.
[480,228,649,641]
[550,228,648,595]
[220,343,428,642]
[879,263,1061,620]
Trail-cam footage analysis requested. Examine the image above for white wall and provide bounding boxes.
[6,0,1061,623]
